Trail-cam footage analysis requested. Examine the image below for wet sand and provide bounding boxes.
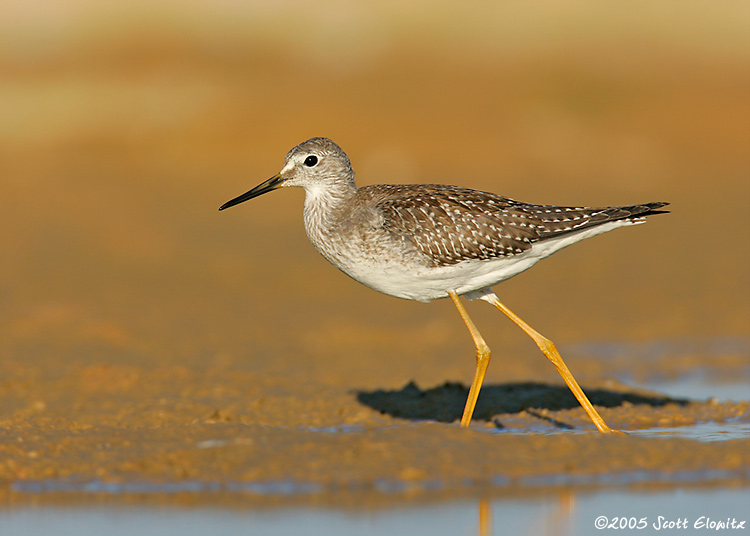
[0,365,748,507]
[0,1,748,509]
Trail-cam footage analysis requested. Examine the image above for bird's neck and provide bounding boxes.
[302,177,357,227]
[301,177,358,266]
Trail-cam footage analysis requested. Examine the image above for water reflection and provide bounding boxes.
[477,490,576,536]
[479,498,491,536]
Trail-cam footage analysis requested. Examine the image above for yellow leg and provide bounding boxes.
[449,291,491,428]
[484,293,622,434]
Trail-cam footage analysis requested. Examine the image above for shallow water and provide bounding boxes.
[642,375,750,403]
[630,421,750,442]
[625,376,750,441]
[3,487,748,536]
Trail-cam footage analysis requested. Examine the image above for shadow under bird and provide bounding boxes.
[220,137,668,433]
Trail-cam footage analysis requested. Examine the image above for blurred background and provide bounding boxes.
[0,0,748,395]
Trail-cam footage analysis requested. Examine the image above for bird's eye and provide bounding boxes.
[304,155,318,167]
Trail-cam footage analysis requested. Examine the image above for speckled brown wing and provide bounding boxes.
[368,184,668,267]
[370,184,537,266]
[515,202,670,239]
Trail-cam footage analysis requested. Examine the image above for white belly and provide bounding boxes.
[326,219,641,302]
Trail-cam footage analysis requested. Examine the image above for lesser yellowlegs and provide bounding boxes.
[220,137,668,433]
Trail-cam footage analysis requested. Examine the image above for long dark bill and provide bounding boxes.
[219,174,283,211]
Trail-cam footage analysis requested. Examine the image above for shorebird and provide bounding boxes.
[220,137,668,433]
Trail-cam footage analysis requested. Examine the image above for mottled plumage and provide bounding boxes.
[220,137,668,302]
[367,184,666,267]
